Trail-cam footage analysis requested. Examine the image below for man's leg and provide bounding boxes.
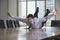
[41,9,50,27]
[34,7,39,18]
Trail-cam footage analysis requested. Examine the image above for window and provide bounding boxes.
[18,2,26,25]
[37,1,45,18]
[18,0,53,26]
[27,1,35,15]
[46,0,55,26]
[18,0,46,26]
[46,0,55,20]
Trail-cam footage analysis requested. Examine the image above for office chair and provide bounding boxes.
[0,20,5,28]
[51,20,60,40]
[51,20,60,27]
[6,20,13,28]
[13,20,20,27]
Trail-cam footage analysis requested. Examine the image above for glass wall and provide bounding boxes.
[27,1,35,15]
[18,2,26,25]
[18,0,46,26]
[18,0,55,26]
[37,1,45,18]
[46,0,55,26]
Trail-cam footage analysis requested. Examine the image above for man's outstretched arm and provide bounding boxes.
[7,13,27,23]
[40,9,57,22]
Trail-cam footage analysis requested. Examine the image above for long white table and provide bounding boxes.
[0,27,60,40]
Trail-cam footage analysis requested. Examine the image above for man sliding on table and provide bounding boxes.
[7,8,57,29]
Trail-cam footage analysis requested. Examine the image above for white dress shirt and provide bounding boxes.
[12,13,54,29]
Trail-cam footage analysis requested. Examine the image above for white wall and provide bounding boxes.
[0,0,8,20]
[56,0,60,20]
[8,0,17,16]
[0,0,17,20]
[8,0,17,19]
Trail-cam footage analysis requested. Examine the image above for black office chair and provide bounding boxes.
[6,20,13,28]
[51,20,60,27]
[13,20,20,27]
[51,20,60,40]
[0,20,5,28]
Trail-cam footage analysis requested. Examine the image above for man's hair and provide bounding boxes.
[27,14,34,18]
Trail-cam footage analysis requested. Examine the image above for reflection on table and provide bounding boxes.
[0,27,60,40]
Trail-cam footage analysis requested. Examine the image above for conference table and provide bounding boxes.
[0,27,60,40]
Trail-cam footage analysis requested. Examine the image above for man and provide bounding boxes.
[8,9,57,29]
[28,8,51,29]
[28,7,39,29]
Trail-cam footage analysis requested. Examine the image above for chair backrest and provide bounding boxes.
[13,20,20,27]
[0,20,5,28]
[51,20,60,27]
[6,20,13,28]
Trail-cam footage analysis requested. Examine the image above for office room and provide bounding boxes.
[0,0,60,40]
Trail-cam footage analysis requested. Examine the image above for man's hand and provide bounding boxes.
[52,9,57,15]
[7,12,12,17]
